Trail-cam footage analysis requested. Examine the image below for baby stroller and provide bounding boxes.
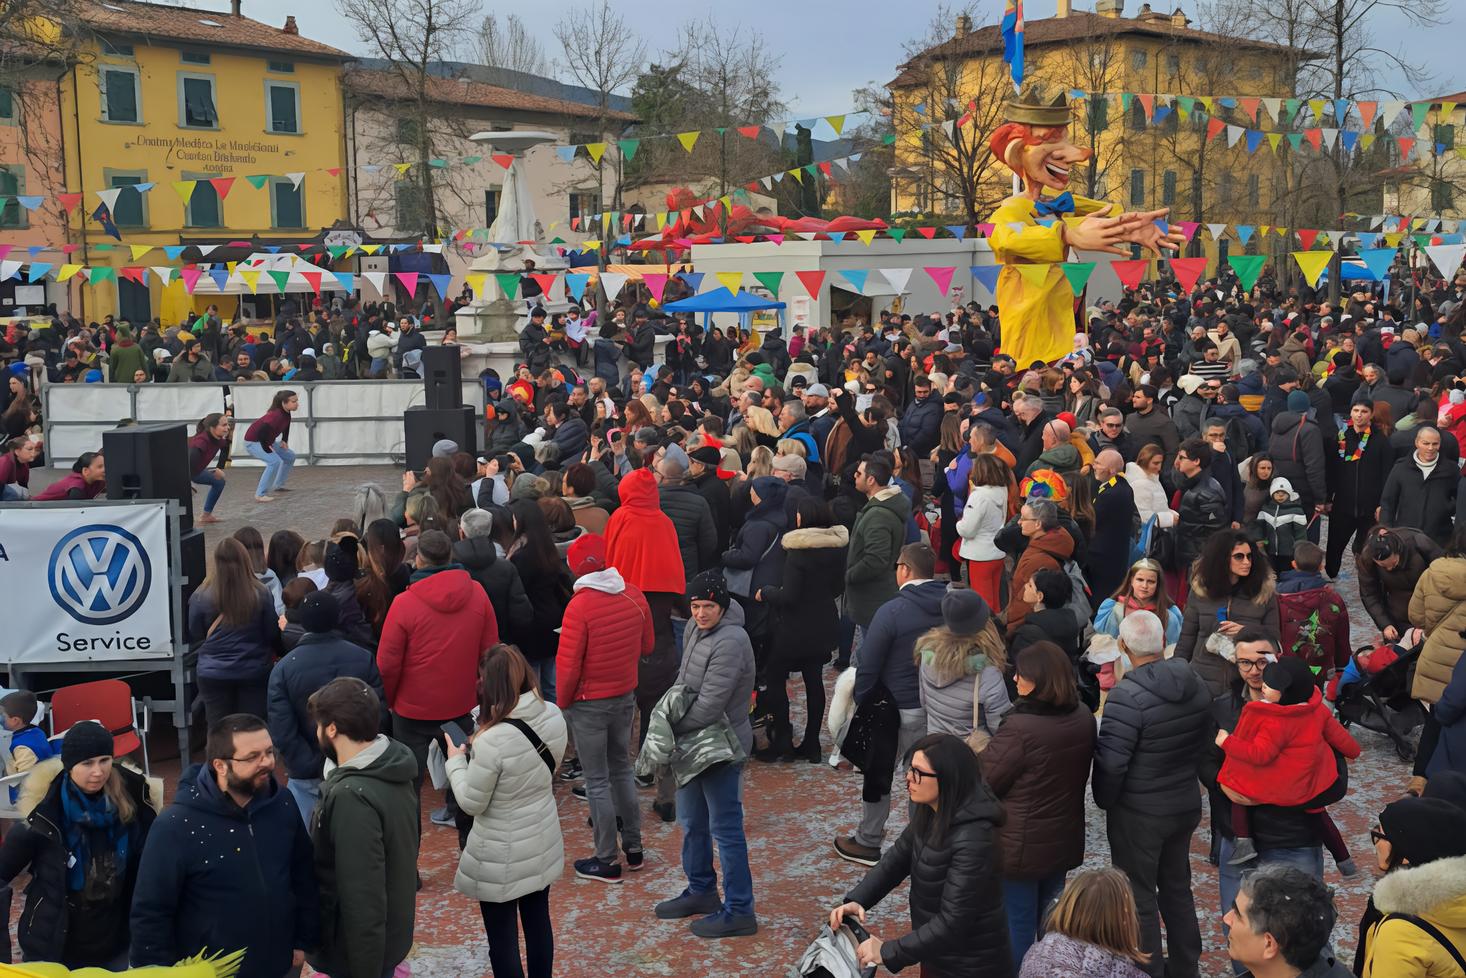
[1334,642,1425,761]
[790,917,877,978]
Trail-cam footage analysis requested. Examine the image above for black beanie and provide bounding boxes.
[324,537,359,584]
[687,569,730,611]
[300,590,340,634]
[1262,657,1316,706]
[61,720,114,771]
[1379,797,1466,866]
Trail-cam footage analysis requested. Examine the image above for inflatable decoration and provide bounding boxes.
[987,91,1185,367]
[630,187,888,250]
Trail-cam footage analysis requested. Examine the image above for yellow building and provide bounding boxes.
[887,1,1319,265]
[1386,91,1466,225]
[58,0,351,323]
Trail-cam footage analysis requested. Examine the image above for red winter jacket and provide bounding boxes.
[556,569,652,709]
[377,565,499,720]
[1219,687,1359,806]
[605,468,686,594]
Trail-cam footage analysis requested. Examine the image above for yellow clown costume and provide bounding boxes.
[0,950,244,978]
[988,192,1108,368]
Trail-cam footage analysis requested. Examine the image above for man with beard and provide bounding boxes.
[308,678,418,978]
[131,714,318,978]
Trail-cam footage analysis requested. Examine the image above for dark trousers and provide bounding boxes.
[1415,710,1442,777]
[392,711,472,831]
[1107,807,1203,978]
[1324,511,1370,578]
[480,886,553,978]
[762,657,825,751]
[196,675,268,730]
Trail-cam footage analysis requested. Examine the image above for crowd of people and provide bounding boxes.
[7,260,1466,978]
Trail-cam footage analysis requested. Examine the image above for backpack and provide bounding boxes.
[1222,414,1254,461]
[1061,559,1094,645]
[1278,586,1346,681]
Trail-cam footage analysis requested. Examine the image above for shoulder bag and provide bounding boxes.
[504,718,556,775]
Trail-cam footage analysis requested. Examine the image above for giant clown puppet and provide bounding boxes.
[987,91,1187,367]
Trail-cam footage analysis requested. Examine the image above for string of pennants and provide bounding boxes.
[8,235,1464,304]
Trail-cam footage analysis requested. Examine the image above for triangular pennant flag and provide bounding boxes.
[427,273,453,300]
[677,131,700,153]
[915,227,937,239]
[676,271,704,292]
[825,114,846,135]
[299,271,323,294]
[1266,133,1283,153]
[598,271,629,299]
[1111,259,1150,289]
[96,187,124,213]
[839,269,869,293]
[1227,125,1244,147]
[617,139,639,161]
[1296,228,1320,250]
[393,271,419,295]
[641,273,669,303]
[1014,263,1052,288]
[1398,137,1416,160]
[1168,257,1209,292]
[172,180,198,203]
[0,260,20,283]
[887,228,908,242]
[1260,97,1282,121]
[924,266,956,295]
[267,270,290,292]
[87,266,118,285]
[715,271,743,294]
[736,126,761,139]
[1175,221,1199,242]
[56,263,83,282]
[332,271,355,293]
[528,273,557,297]
[1341,130,1359,153]
[210,177,236,199]
[362,271,387,296]
[1426,244,1466,278]
[555,146,577,163]
[128,244,152,260]
[1411,101,1429,130]
[1238,97,1261,122]
[1245,130,1265,154]
[148,266,172,286]
[751,271,784,295]
[585,143,607,164]
[1235,225,1255,245]
[1357,248,1398,280]
[27,263,52,282]
[491,154,514,170]
[1291,251,1332,288]
[285,172,305,190]
[564,272,590,302]
[795,270,826,297]
[1206,223,1228,240]
[855,229,877,246]
[1227,254,1267,291]
[1060,261,1095,295]
[971,264,1001,296]
[56,192,82,213]
[878,268,913,293]
[945,225,968,240]
[206,267,228,291]
[245,174,269,190]
[238,270,260,292]
[493,272,520,299]
[1205,117,1225,143]
[1356,100,1378,129]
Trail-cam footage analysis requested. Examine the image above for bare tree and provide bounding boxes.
[554,0,645,216]
[1069,33,1126,201]
[470,13,549,77]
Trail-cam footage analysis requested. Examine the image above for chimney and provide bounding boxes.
[1095,0,1123,17]
[283,14,297,34]
[955,13,972,37]
[1138,3,1153,16]
[1056,0,1072,15]
[1171,6,1190,26]
[229,0,240,14]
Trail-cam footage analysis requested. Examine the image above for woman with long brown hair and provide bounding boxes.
[358,517,409,638]
[444,644,567,978]
[1176,529,1280,695]
[1017,867,1149,977]
[187,537,282,726]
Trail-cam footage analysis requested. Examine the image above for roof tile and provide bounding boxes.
[78,0,351,60]
[344,69,637,122]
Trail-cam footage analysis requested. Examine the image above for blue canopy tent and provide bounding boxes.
[663,287,786,334]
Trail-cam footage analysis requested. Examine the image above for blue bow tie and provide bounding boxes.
[1033,192,1076,217]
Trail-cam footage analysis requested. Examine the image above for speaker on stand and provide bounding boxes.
[403,343,475,469]
[421,345,462,411]
[103,422,194,531]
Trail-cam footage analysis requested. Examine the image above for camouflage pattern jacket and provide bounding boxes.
[634,683,746,787]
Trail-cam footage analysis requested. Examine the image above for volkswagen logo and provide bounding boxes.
[49,524,152,626]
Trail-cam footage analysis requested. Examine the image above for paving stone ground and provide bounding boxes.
[26,464,1413,977]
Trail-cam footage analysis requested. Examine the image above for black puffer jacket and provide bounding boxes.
[1267,411,1327,511]
[0,760,155,965]
[658,482,718,582]
[1175,470,1228,570]
[760,525,847,668]
[453,537,535,642]
[845,788,1012,978]
[1093,657,1212,817]
[1379,454,1459,541]
[266,632,387,779]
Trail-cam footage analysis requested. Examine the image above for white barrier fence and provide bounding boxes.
[42,379,484,467]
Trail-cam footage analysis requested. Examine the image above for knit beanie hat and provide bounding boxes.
[300,590,340,634]
[1261,656,1316,706]
[324,537,359,583]
[1286,390,1311,414]
[566,533,607,577]
[942,588,990,636]
[687,569,730,610]
[1378,797,1466,866]
[61,720,114,771]
[689,446,721,466]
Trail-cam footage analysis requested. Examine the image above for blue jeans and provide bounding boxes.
[191,471,225,513]
[677,761,754,917]
[286,776,321,828]
[245,438,295,496]
[531,658,556,705]
[1218,837,1324,975]
[1,484,28,500]
[1004,872,1067,967]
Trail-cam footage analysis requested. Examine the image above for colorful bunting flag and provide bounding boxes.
[1168,257,1208,292]
[1111,260,1150,290]
[795,270,826,297]
[677,132,700,153]
[924,266,956,295]
[1060,261,1095,295]
[1291,251,1332,288]
[752,271,784,295]
[971,265,1001,296]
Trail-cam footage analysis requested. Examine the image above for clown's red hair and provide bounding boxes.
[988,122,1067,166]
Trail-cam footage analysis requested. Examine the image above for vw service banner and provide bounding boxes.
[0,503,173,662]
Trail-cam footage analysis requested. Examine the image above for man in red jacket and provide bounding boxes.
[377,529,498,821]
[558,534,653,883]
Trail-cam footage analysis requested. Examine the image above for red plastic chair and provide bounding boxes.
[48,679,150,777]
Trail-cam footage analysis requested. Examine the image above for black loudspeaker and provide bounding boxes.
[103,422,193,531]
[177,527,207,614]
[421,345,462,410]
[404,405,476,471]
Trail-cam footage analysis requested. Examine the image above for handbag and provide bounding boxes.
[724,532,779,598]
[965,673,990,754]
[839,684,899,774]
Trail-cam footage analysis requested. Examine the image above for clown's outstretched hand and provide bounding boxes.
[1063,206,1188,257]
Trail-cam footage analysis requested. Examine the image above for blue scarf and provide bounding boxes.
[60,776,128,892]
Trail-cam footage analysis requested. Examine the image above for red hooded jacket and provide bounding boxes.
[605,468,686,594]
[377,565,499,720]
[556,569,652,709]
[1219,687,1360,805]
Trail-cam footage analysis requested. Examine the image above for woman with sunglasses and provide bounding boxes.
[830,733,1011,978]
[1175,529,1280,697]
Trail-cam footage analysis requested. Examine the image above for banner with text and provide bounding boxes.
[0,503,172,663]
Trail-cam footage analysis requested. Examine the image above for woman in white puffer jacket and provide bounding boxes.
[445,643,568,978]
[1124,444,1178,528]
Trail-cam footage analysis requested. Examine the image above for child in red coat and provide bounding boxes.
[1216,656,1361,875]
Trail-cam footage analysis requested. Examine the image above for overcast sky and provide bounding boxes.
[236,0,1461,116]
